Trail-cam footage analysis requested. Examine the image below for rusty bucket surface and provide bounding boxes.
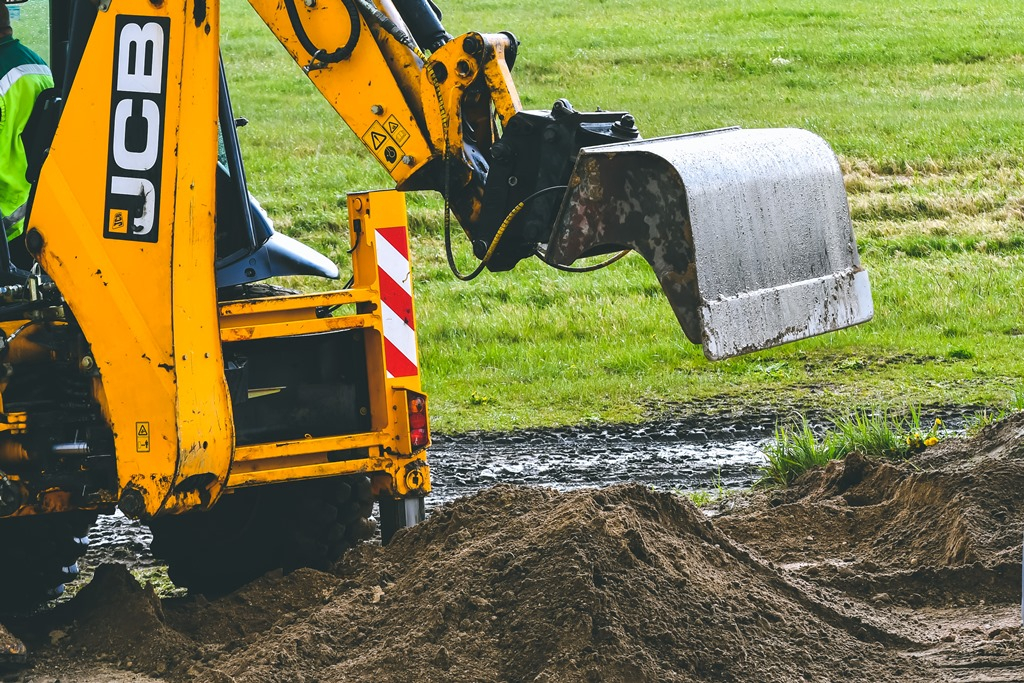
[546,127,873,360]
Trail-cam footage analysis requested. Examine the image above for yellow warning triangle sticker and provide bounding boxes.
[137,424,149,436]
[387,121,400,134]
[371,131,387,150]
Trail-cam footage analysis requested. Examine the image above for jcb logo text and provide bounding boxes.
[104,16,169,242]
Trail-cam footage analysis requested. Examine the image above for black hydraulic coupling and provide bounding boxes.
[392,0,451,52]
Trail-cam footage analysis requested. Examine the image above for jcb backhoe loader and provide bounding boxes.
[0,0,872,605]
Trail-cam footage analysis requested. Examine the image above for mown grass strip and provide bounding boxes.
[859,235,1024,258]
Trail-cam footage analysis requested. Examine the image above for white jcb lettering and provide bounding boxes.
[116,22,165,95]
[105,16,168,242]
[112,99,160,172]
[110,176,157,235]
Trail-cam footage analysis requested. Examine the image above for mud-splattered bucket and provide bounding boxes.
[547,127,873,360]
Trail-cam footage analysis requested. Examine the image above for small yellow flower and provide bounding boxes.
[934,418,943,427]
[924,437,939,447]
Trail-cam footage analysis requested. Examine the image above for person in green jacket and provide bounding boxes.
[0,1,52,245]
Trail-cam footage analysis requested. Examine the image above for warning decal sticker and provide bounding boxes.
[384,115,411,146]
[136,422,150,452]
[361,121,403,171]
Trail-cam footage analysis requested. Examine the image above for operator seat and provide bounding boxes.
[212,60,339,290]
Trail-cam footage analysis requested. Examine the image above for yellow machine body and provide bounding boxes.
[28,1,230,517]
[0,0,869,600]
[0,0,434,524]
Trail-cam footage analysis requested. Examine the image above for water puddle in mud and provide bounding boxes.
[428,425,772,504]
[87,420,775,567]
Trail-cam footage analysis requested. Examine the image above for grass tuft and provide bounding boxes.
[964,385,1024,436]
[831,409,906,459]
[1011,387,1024,412]
[763,391,1024,488]
[682,470,735,508]
[759,407,948,487]
[759,419,844,488]
[965,409,1004,437]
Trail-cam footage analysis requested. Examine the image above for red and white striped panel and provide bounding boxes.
[376,226,419,379]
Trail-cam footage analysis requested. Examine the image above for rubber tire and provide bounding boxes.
[0,511,96,612]
[148,475,376,596]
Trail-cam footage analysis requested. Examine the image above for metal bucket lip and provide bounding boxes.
[700,268,874,360]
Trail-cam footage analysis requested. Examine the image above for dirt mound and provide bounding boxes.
[5,485,928,683]
[5,565,340,680]
[717,412,1024,606]
[6,413,1024,682]
[50,564,193,676]
[187,484,922,683]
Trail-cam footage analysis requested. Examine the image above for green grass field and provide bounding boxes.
[15,0,1024,431]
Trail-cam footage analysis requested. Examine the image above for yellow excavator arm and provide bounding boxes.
[248,0,585,272]
[26,0,870,357]
[248,0,873,354]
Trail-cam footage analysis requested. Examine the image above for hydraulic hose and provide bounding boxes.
[351,0,420,53]
[446,185,569,282]
[283,0,361,64]
[538,247,631,273]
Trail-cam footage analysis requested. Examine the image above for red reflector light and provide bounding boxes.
[408,393,428,448]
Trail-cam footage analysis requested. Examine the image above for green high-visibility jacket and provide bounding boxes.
[0,35,53,240]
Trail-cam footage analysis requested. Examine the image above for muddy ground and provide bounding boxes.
[2,414,1023,682]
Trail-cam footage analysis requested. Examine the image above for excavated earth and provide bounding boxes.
[1,414,1024,682]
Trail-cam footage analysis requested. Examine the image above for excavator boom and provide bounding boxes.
[246,0,872,356]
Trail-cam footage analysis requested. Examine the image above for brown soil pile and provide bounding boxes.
[5,413,1024,682]
[198,484,929,683]
[26,565,336,676]
[52,564,192,675]
[14,485,925,683]
[716,413,1024,607]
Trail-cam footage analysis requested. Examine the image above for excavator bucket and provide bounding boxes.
[546,127,873,360]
